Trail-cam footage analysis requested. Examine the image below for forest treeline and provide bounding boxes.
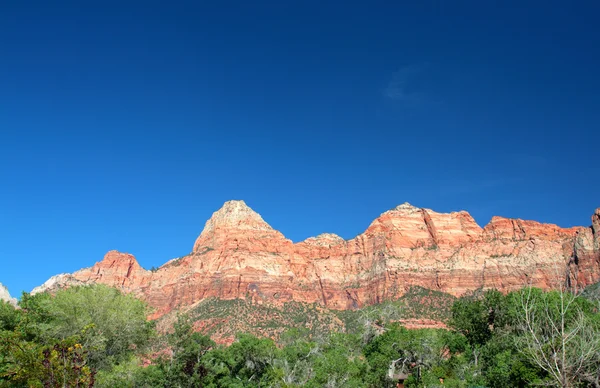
[1,284,599,387]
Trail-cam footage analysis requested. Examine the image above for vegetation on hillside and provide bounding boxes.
[1,283,599,387]
[173,286,455,343]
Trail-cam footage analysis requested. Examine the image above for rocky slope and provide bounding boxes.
[0,283,17,306]
[33,201,600,319]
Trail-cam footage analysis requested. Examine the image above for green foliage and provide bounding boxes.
[187,298,347,341]
[581,280,600,301]
[449,289,498,347]
[161,314,215,387]
[35,285,154,368]
[0,335,96,388]
[448,287,600,387]
[1,285,153,387]
[305,334,366,388]
[0,300,20,332]
[0,297,97,387]
[336,286,456,334]
[363,324,450,387]
[2,285,599,387]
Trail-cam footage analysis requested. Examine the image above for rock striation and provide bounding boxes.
[33,200,600,318]
[0,282,17,306]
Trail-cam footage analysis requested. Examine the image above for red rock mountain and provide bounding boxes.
[33,201,600,319]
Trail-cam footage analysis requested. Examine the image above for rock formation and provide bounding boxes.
[570,208,600,288]
[33,200,600,319]
[0,282,17,306]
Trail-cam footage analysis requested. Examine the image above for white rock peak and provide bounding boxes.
[380,202,421,216]
[302,233,345,246]
[316,233,344,240]
[394,202,420,211]
[0,282,17,306]
[200,200,273,235]
[30,274,78,295]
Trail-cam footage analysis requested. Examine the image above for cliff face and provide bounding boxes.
[570,208,600,288]
[0,283,17,306]
[32,201,600,318]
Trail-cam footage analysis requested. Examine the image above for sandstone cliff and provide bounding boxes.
[32,201,600,318]
[570,208,600,288]
[0,282,17,306]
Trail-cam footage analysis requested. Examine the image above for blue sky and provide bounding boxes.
[1,1,599,295]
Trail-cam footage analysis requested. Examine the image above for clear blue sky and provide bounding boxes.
[1,1,599,295]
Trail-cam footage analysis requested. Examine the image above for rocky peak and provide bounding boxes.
[389,202,420,213]
[193,200,282,252]
[315,232,345,241]
[301,233,345,246]
[30,252,146,295]
[199,200,273,235]
[0,282,17,306]
[30,274,83,295]
[375,202,422,220]
[93,251,146,279]
[63,250,149,292]
[101,250,141,266]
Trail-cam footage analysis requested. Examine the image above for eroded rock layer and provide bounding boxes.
[33,201,600,318]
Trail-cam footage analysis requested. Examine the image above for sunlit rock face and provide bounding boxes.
[570,208,600,289]
[33,201,600,318]
[0,283,17,306]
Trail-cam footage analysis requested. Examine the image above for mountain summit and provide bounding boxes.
[199,200,273,234]
[193,200,281,253]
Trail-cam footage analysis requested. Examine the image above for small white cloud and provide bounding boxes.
[384,64,424,102]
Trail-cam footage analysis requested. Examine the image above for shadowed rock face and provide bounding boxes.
[0,283,17,306]
[33,200,600,318]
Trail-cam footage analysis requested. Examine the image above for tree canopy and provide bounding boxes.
[1,284,599,387]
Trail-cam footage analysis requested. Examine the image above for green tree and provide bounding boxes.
[34,285,154,369]
[514,287,600,387]
[226,333,279,386]
[304,332,365,388]
[0,331,95,388]
[449,289,508,350]
[160,314,215,387]
[363,324,448,387]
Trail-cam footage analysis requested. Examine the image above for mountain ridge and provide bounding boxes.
[31,201,600,320]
